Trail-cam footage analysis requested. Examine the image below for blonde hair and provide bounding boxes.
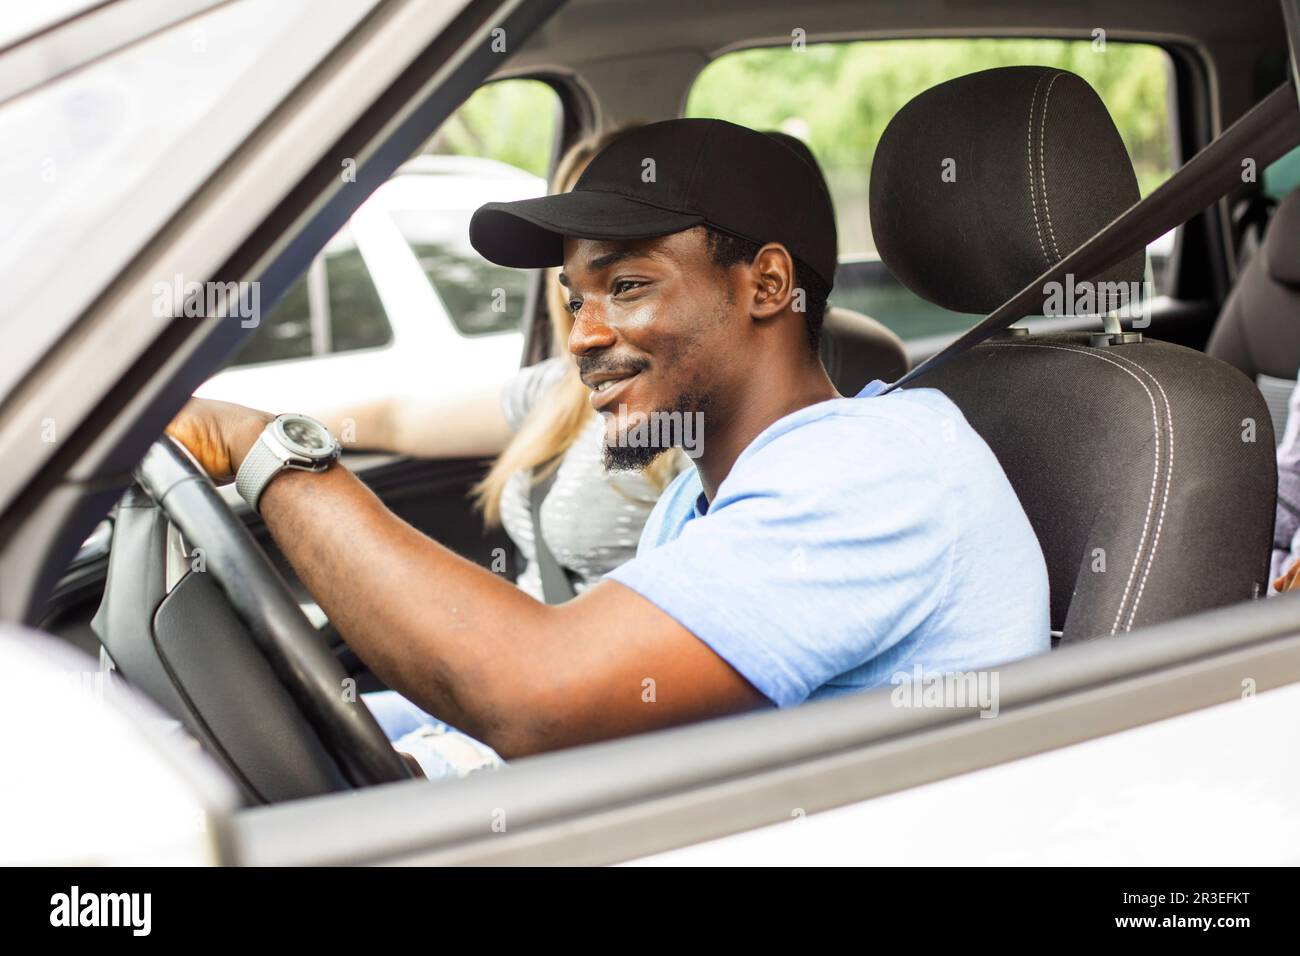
[473,124,679,526]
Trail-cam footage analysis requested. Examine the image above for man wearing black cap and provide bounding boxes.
[168,119,1048,767]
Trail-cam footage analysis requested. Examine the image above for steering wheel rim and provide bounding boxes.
[133,436,411,788]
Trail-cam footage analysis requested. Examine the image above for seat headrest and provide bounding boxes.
[1265,188,1300,287]
[869,66,1144,316]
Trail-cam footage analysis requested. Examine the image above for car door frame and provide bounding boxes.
[229,591,1300,865]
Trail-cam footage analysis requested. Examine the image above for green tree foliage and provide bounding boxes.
[686,39,1172,255]
[429,42,1171,204]
[686,39,1170,194]
[426,78,558,178]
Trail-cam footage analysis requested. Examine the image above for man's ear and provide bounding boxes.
[748,243,798,322]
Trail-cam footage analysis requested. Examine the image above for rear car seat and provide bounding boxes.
[1206,188,1300,440]
[819,306,908,391]
[764,131,911,391]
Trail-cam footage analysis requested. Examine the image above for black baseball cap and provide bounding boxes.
[468,118,838,288]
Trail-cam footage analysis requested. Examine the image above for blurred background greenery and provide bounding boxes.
[425,78,559,179]
[429,39,1172,260]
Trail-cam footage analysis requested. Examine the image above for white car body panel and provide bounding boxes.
[632,683,1300,866]
[198,158,545,413]
[0,626,235,866]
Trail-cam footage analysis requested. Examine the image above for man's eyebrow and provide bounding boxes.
[561,248,655,286]
[587,249,646,272]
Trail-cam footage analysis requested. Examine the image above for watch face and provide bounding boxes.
[275,415,334,458]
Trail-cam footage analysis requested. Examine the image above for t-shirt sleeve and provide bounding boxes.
[607,417,955,707]
[500,357,569,432]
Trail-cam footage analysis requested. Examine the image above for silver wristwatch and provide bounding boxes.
[235,413,341,513]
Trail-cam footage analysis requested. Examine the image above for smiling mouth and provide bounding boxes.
[587,371,640,411]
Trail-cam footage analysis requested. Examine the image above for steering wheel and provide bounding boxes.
[132,435,411,788]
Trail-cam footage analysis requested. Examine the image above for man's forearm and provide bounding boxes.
[167,397,767,758]
[258,464,553,755]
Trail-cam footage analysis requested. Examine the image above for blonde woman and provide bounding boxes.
[469,126,684,602]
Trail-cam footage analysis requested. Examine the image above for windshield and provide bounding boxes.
[0,0,380,400]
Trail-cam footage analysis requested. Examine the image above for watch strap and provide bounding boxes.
[235,435,286,514]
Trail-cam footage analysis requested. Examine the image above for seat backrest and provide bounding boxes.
[819,306,909,394]
[870,66,1277,640]
[1206,188,1300,440]
[913,332,1275,638]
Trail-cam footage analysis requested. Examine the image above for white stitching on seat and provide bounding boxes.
[986,342,1167,634]
[1090,348,1175,630]
[1038,72,1065,261]
[1026,73,1050,266]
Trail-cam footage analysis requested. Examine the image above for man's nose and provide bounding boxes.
[568,306,617,357]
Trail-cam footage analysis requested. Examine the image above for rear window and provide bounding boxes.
[230,225,391,367]
[687,38,1176,341]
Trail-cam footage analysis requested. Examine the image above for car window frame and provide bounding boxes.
[223,44,1300,863]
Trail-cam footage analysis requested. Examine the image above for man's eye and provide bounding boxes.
[567,297,583,314]
[612,279,644,296]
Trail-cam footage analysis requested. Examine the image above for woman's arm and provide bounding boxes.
[310,377,514,458]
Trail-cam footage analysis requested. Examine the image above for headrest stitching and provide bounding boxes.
[1038,72,1067,262]
[1026,73,1051,267]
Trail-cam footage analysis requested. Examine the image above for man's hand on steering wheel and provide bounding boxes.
[166,398,274,482]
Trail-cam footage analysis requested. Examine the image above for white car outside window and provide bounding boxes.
[198,155,545,415]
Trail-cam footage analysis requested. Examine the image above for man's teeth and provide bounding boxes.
[594,378,624,393]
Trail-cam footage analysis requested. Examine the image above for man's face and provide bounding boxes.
[560,227,741,469]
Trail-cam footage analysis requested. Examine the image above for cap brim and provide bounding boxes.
[469,190,705,269]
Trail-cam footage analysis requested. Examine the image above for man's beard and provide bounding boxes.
[603,386,712,472]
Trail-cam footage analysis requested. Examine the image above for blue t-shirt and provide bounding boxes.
[607,380,1050,707]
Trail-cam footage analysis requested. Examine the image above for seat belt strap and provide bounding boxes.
[529,460,577,604]
[886,80,1300,393]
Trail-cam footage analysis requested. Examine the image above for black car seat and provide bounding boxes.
[765,130,911,390]
[1206,188,1300,440]
[870,66,1276,642]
